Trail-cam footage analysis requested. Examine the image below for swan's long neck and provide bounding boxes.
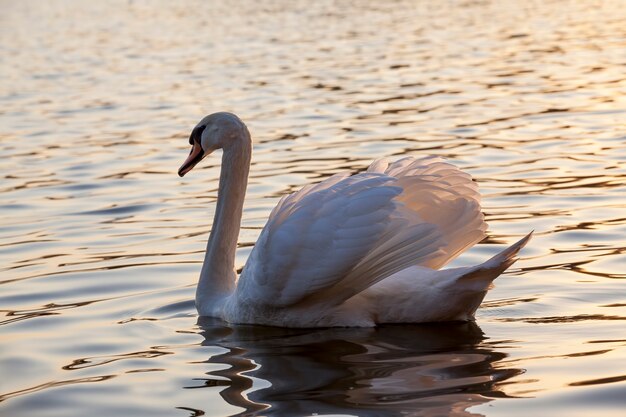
[196,137,251,313]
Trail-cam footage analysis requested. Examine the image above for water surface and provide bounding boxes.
[1,1,625,416]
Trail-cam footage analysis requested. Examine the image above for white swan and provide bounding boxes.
[178,112,531,328]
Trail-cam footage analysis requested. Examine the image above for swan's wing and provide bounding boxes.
[237,171,445,308]
[237,156,487,309]
[368,156,487,269]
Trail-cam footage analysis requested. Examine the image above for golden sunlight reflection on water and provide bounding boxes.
[1,1,625,416]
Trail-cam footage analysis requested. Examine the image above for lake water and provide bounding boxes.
[1,1,625,416]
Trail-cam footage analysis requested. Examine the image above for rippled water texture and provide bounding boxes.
[1,1,626,416]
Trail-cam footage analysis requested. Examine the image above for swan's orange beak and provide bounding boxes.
[178,141,204,177]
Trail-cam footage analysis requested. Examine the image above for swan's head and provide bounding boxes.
[178,112,249,177]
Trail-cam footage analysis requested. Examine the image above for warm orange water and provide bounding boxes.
[1,1,625,416]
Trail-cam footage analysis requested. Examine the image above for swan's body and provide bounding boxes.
[179,112,531,328]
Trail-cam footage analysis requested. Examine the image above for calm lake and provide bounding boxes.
[1,1,625,416]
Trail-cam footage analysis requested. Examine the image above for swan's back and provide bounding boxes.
[230,156,488,324]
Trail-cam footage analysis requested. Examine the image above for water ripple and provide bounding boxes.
[1,1,626,416]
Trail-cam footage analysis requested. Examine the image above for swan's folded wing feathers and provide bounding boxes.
[238,156,487,309]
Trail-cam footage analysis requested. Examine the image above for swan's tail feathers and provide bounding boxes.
[483,231,532,272]
[458,231,533,290]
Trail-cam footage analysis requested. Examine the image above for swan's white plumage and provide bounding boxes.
[236,155,487,310]
[181,113,531,327]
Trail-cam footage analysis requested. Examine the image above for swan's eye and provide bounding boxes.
[189,125,206,145]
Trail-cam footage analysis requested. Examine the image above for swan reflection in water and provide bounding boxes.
[192,317,522,416]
